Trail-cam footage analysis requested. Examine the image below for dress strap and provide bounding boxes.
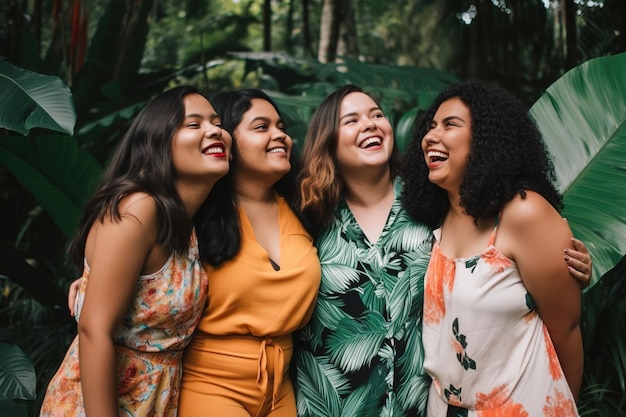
[487,214,500,246]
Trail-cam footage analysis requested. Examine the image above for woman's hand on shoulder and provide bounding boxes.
[564,236,592,288]
[500,191,581,320]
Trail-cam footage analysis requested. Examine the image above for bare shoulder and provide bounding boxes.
[501,191,567,233]
[86,192,160,263]
[497,191,571,259]
[115,192,159,227]
[501,191,561,231]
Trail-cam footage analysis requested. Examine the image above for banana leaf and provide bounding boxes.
[0,136,102,239]
[0,343,36,401]
[0,57,75,136]
[530,52,626,286]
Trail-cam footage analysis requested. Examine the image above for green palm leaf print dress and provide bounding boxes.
[294,179,433,417]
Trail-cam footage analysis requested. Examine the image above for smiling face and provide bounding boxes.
[334,92,394,176]
[421,97,473,193]
[171,93,231,183]
[232,98,292,181]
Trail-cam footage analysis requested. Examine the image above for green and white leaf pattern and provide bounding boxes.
[295,179,432,417]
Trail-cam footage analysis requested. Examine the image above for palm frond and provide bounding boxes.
[319,264,361,294]
[295,349,347,417]
[339,367,387,417]
[326,312,387,373]
[530,52,626,285]
[0,136,103,238]
[0,58,76,135]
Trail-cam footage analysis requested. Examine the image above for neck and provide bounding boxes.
[447,190,466,218]
[175,180,217,220]
[443,194,493,230]
[234,176,276,204]
[343,168,394,207]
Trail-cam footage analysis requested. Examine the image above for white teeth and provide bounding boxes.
[360,137,382,148]
[268,147,286,154]
[428,151,448,159]
[203,145,224,154]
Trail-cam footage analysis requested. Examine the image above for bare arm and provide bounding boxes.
[77,193,159,417]
[503,192,583,400]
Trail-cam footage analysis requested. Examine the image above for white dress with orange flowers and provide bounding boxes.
[422,227,579,417]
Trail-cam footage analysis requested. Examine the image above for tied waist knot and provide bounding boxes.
[256,336,285,410]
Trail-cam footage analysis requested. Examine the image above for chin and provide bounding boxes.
[428,174,443,186]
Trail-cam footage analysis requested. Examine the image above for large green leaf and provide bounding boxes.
[0,343,36,401]
[530,52,626,286]
[0,136,102,238]
[0,57,76,136]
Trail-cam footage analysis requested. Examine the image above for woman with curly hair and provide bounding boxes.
[401,81,583,416]
[294,84,588,417]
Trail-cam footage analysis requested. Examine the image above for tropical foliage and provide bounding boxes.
[0,0,624,415]
[530,52,626,286]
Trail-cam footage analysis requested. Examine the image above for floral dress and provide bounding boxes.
[40,230,208,417]
[422,227,579,416]
[294,179,433,417]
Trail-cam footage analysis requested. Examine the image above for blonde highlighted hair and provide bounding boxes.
[298,85,401,232]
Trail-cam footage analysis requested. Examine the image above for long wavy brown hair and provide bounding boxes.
[298,85,401,233]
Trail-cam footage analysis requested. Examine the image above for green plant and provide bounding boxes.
[0,342,36,417]
[1,42,625,416]
[529,51,626,286]
[577,255,626,415]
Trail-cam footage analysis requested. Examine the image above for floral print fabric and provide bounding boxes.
[294,179,433,417]
[422,227,579,416]
[40,230,208,417]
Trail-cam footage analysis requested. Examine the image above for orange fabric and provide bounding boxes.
[179,334,294,417]
[195,197,320,337]
[179,197,320,417]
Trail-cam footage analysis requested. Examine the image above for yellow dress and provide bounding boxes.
[179,197,321,417]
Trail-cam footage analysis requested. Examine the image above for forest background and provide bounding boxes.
[0,0,625,416]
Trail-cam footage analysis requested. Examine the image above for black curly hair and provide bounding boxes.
[401,81,563,228]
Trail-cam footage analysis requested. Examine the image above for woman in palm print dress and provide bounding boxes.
[401,81,582,416]
[294,85,590,417]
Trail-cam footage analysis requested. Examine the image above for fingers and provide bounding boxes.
[566,266,586,285]
[67,279,81,317]
[570,237,589,255]
[564,248,591,288]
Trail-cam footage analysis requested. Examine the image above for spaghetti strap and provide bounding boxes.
[487,215,500,246]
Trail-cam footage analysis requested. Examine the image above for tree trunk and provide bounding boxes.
[562,0,577,70]
[302,0,315,58]
[337,0,358,59]
[263,0,271,51]
[285,0,294,54]
[318,0,342,63]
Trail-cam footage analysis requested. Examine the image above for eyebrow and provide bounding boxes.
[184,112,219,119]
[247,116,283,125]
[339,107,381,121]
[431,115,466,125]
